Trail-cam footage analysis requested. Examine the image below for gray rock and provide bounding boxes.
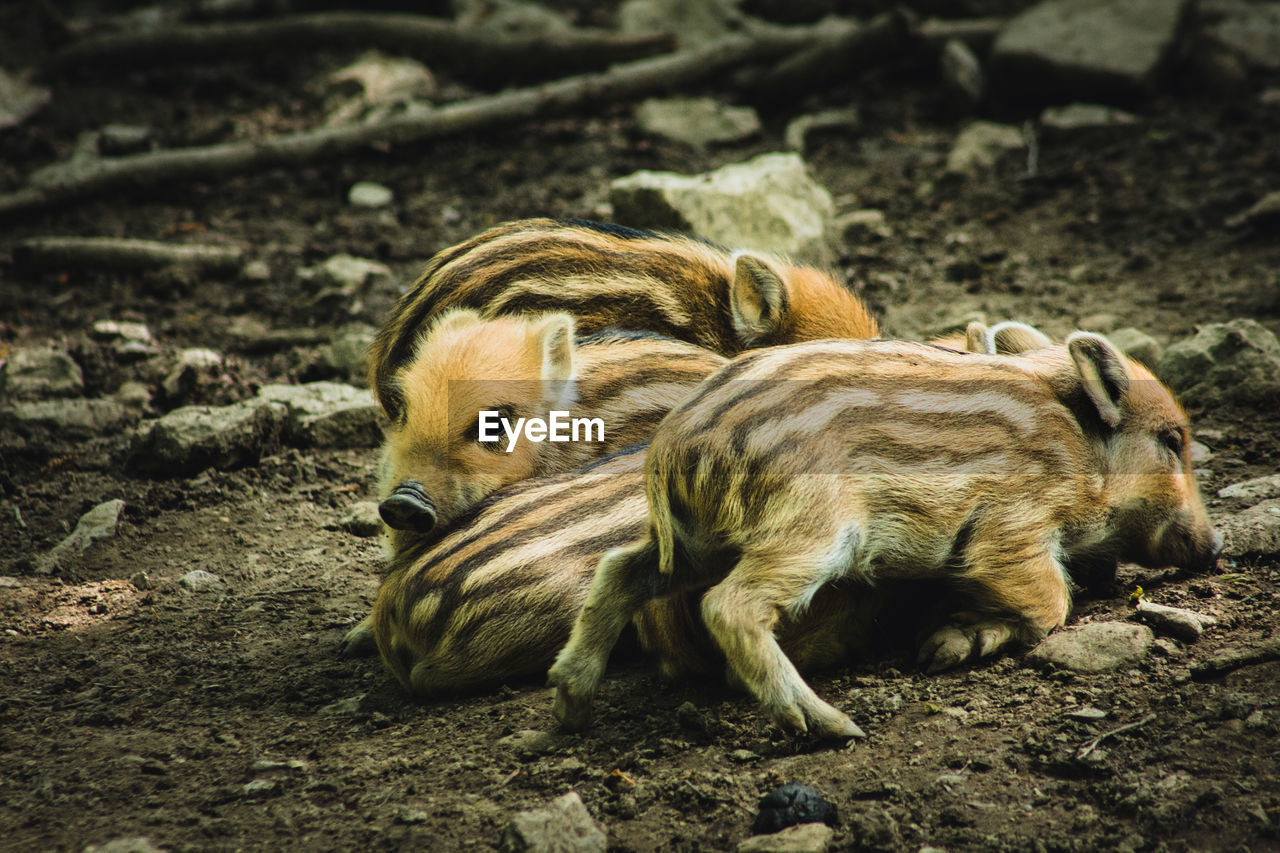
[1041,103,1138,130]
[96,124,152,156]
[1210,3,1280,71]
[241,259,271,280]
[338,501,383,537]
[945,121,1024,177]
[6,398,130,434]
[1225,190,1280,231]
[348,181,393,208]
[36,499,126,575]
[1077,312,1119,333]
[318,693,366,715]
[257,382,382,447]
[131,571,151,590]
[242,778,281,798]
[1217,499,1280,556]
[114,381,152,413]
[1189,440,1212,464]
[837,209,892,242]
[610,152,838,266]
[128,397,289,477]
[298,254,392,294]
[1065,705,1109,720]
[738,823,834,853]
[91,319,152,344]
[161,348,224,400]
[1155,319,1280,407]
[634,97,760,147]
[496,729,559,757]
[616,0,742,48]
[323,52,436,126]
[0,67,50,130]
[318,323,376,381]
[500,791,606,853]
[1219,474,1280,503]
[1133,600,1216,643]
[941,39,985,109]
[1026,622,1154,673]
[179,569,226,593]
[3,347,83,400]
[783,108,860,154]
[1107,327,1162,366]
[991,0,1189,102]
[82,837,165,853]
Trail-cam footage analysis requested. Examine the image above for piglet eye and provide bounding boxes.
[1161,429,1184,457]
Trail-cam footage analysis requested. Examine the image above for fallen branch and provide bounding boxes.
[735,9,916,104]
[0,23,837,221]
[13,236,243,273]
[1076,713,1156,761]
[45,12,675,87]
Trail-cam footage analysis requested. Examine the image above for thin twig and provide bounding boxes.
[1076,713,1156,761]
[13,236,243,274]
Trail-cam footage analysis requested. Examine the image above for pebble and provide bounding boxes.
[945,121,1024,177]
[1040,103,1137,130]
[783,108,860,154]
[1132,599,1216,643]
[837,209,892,242]
[738,822,835,853]
[7,398,130,435]
[1106,327,1162,366]
[940,38,984,109]
[1218,474,1280,503]
[242,778,281,798]
[128,397,289,477]
[256,381,382,448]
[36,499,126,574]
[1025,622,1154,673]
[348,181,394,208]
[1216,499,1280,556]
[1065,706,1109,721]
[3,347,83,400]
[318,694,366,715]
[499,791,607,853]
[634,97,760,147]
[96,124,152,156]
[496,729,559,757]
[179,569,225,593]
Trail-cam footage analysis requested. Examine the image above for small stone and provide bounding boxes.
[3,347,83,400]
[1219,474,1280,503]
[729,749,759,763]
[1188,441,1212,463]
[114,381,152,412]
[610,152,838,266]
[1107,327,1162,365]
[318,694,366,715]
[635,97,760,147]
[499,791,607,853]
[837,209,892,242]
[242,778,281,798]
[324,52,435,125]
[249,758,307,775]
[241,260,271,280]
[256,381,382,448]
[0,67,50,130]
[1152,637,1181,657]
[128,397,289,477]
[348,181,393,208]
[783,108,860,154]
[945,121,1024,177]
[990,0,1189,103]
[179,569,225,593]
[91,319,152,344]
[161,347,224,400]
[738,822,835,853]
[1156,319,1280,407]
[130,571,151,590]
[1217,499,1280,556]
[1026,622,1154,673]
[753,783,838,835]
[317,323,376,381]
[1133,599,1216,643]
[1077,312,1118,333]
[297,254,392,294]
[338,501,382,537]
[36,499,126,575]
[496,729,559,757]
[82,837,165,853]
[1040,103,1138,130]
[1065,705,1109,721]
[940,39,984,109]
[96,124,152,156]
[6,398,130,434]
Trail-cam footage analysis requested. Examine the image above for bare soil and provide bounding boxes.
[2,2,1278,851]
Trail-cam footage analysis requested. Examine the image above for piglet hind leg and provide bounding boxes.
[339,615,376,657]
[549,539,660,732]
[918,550,1071,674]
[700,554,865,740]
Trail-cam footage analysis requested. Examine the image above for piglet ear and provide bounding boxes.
[429,307,485,336]
[730,253,787,346]
[536,313,576,384]
[1066,331,1130,427]
[963,321,992,354]
[990,321,1053,354]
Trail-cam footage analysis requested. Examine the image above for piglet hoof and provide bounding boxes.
[339,620,376,658]
[551,685,594,732]
[919,625,972,673]
[805,702,866,741]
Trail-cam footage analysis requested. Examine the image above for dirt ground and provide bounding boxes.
[2,1,1279,851]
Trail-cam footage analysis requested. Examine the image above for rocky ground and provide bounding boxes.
[2,0,1279,851]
